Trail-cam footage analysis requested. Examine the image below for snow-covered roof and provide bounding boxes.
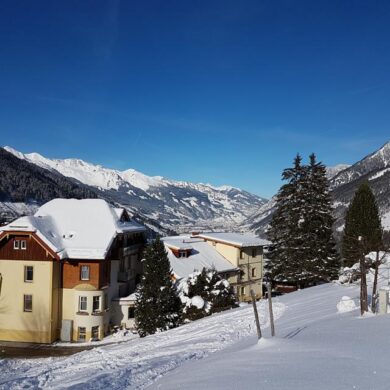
[195,232,271,248]
[114,292,137,303]
[0,199,146,260]
[163,236,238,279]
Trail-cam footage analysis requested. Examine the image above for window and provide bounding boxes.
[91,326,99,340]
[252,249,256,257]
[79,296,87,311]
[179,250,187,258]
[80,265,90,281]
[93,296,100,312]
[13,240,20,250]
[128,307,135,319]
[240,286,246,296]
[21,240,27,250]
[240,250,244,260]
[104,293,108,310]
[251,268,256,278]
[23,294,32,312]
[78,327,86,342]
[24,266,33,282]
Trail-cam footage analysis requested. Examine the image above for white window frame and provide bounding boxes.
[241,286,246,296]
[20,240,27,250]
[23,294,33,312]
[80,265,90,281]
[24,265,34,282]
[251,268,256,278]
[14,240,20,250]
[92,296,100,312]
[79,296,88,312]
[179,250,187,258]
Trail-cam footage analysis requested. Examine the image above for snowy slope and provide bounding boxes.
[3,147,267,232]
[154,285,389,390]
[2,280,386,389]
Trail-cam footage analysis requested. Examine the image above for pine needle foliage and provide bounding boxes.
[342,183,383,267]
[135,237,182,337]
[267,154,339,286]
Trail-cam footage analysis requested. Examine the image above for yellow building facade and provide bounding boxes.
[196,233,268,301]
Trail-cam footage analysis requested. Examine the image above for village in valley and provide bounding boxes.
[1,143,390,389]
[1,1,390,389]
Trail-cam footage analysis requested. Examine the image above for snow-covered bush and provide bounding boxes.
[338,263,360,284]
[177,268,238,321]
[337,296,357,313]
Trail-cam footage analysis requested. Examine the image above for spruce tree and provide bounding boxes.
[301,154,340,281]
[342,183,383,267]
[268,153,340,287]
[341,183,383,313]
[135,237,182,337]
[267,154,307,286]
[180,268,238,321]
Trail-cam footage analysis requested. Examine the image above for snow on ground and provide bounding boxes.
[1,281,389,390]
[0,300,285,389]
[151,284,390,390]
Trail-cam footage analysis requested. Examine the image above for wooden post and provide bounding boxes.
[360,254,368,315]
[250,289,262,339]
[267,282,275,337]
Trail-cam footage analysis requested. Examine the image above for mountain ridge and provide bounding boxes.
[2,146,267,233]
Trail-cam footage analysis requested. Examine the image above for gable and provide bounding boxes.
[0,231,58,261]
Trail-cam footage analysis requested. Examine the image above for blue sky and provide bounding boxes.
[0,0,389,198]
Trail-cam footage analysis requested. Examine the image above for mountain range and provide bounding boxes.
[2,142,389,237]
[1,146,267,234]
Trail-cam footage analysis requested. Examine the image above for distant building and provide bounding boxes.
[163,232,270,301]
[0,199,146,343]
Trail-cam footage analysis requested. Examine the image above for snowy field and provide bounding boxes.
[1,281,390,389]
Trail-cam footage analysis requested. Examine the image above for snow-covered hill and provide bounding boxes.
[246,141,390,236]
[3,278,390,389]
[3,147,267,233]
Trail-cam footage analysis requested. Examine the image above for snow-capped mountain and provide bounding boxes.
[3,147,267,233]
[326,164,351,179]
[246,141,390,236]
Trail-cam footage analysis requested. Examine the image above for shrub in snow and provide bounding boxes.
[135,237,182,337]
[338,263,360,284]
[337,296,357,313]
[177,268,238,321]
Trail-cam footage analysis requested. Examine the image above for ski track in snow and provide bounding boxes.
[0,300,286,390]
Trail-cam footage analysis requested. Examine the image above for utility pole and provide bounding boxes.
[267,282,275,337]
[250,289,262,339]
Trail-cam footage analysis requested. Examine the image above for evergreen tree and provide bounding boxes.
[267,153,339,287]
[301,154,340,281]
[341,183,383,313]
[179,268,238,321]
[341,183,383,268]
[135,237,182,337]
[267,154,307,286]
